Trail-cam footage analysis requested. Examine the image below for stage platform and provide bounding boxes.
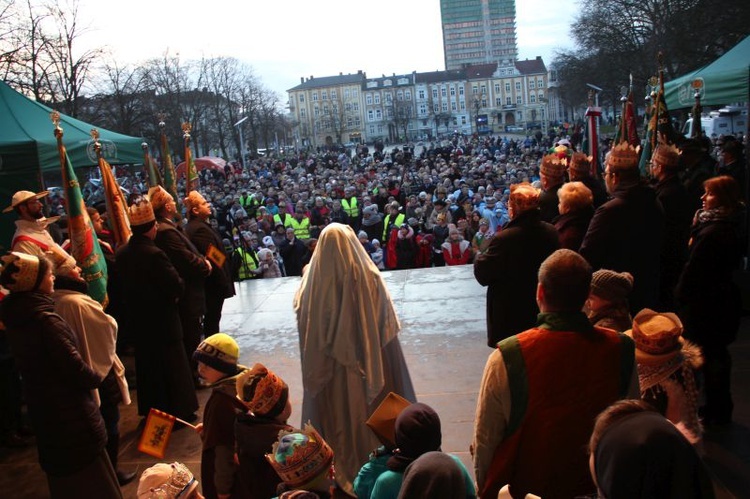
[1,265,748,498]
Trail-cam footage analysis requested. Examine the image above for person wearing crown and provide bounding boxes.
[651,141,692,311]
[580,141,665,314]
[266,423,337,498]
[115,197,199,423]
[0,252,122,498]
[538,152,567,223]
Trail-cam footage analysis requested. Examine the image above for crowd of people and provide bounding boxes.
[0,128,746,498]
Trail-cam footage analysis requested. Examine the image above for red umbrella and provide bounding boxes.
[175,156,227,178]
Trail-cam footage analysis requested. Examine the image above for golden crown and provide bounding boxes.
[539,153,567,178]
[0,252,41,293]
[607,141,640,171]
[652,140,681,170]
[128,198,156,226]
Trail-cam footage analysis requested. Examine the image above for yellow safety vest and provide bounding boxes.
[236,248,259,280]
[273,212,293,228]
[382,213,405,240]
[289,217,311,240]
[341,197,359,218]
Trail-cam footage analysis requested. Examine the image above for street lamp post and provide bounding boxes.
[233,116,248,167]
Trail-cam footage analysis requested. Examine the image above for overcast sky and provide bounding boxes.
[72,0,578,98]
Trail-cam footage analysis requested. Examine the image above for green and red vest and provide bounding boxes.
[481,315,634,499]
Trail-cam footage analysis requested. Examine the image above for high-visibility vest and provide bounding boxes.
[273,212,293,227]
[341,197,359,218]
[289,217,311,240]
[236,247,259,280]
[382,213,405,240]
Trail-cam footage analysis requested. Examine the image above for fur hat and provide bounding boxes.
[606,142,640,171]
[266,423,334,489]
[236,363,289,418]
[0,252,49,293]
[652,142,681,171]
[626,308,685,362]
[365,392,411,450]
[128,198,156,226]
[590,269,633,303]
[147,186,172,212]
[3,190,49,214]
[137,462,199,499]
[193,333,239,375]
[569,152,592,177]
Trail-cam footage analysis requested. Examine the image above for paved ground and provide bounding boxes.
[1,265,748,498]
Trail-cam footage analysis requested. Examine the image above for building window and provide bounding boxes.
[370,125,375,134]
[331,89,337,99]
[345,103,352,111]
[505,83,511,93]
[441,87,447,97]
[434,104,439,113]
[419,104,427,115]
[366,94,373,105]
[530,94,536,103]
[442,102,448,112]
[459,86,464,96]
[374,94,380,104]
[323,105,329,113]
[385,93,392,104]
[460,101,466,110]
[397,91,404,101]
[300,108,306,117]
[322,90,328,100]
[351,89,358,98]
[314,107,319,117]
[538,91,544,100]
[537,78,544,88]
[312,92,318,101]
[480,84,486,94]
[450,87,456,96]
[353,103,359,111]
[418,89,425,99]
[461,116,466,125]
[516,95,523,104]
[299,94,305,102]
[515,82,521,91]
[368,110,374,121]
[355,117,360,126]
[494,83,500,93]
[405,90,411,100]
[481,99,487,107]
[377,124,383,133]
[347,117,353,127]
[432,88,438,99]
[451,102,457,111]
[386,108,393,118]
[506,96,511,105]
[472,85,478,95]
[529,80,535,89]
[496,97,502,106]
[344,89,350,99]
[375,109,382,120]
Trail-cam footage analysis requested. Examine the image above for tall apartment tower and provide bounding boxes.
[441,0,518,70]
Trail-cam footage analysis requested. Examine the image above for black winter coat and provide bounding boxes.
[185,218,236,300]
[676,212,744,347]
[0,292,106,474]
[474,209,560,347]
[580,180,664,314]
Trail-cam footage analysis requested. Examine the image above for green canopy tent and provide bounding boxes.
[0,80,144,250]
[664,36,750,110]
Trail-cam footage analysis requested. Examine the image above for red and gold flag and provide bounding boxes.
[98,156,131,247]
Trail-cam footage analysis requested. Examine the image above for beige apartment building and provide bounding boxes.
[287,58,550,146]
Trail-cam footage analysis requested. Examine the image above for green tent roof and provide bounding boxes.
[0,80,144,251]
[664,36,750,110]
[0,79,143,174]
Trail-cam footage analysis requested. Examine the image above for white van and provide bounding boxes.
[683,106,747,138]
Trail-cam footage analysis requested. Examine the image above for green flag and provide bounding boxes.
[54,122,108,305]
